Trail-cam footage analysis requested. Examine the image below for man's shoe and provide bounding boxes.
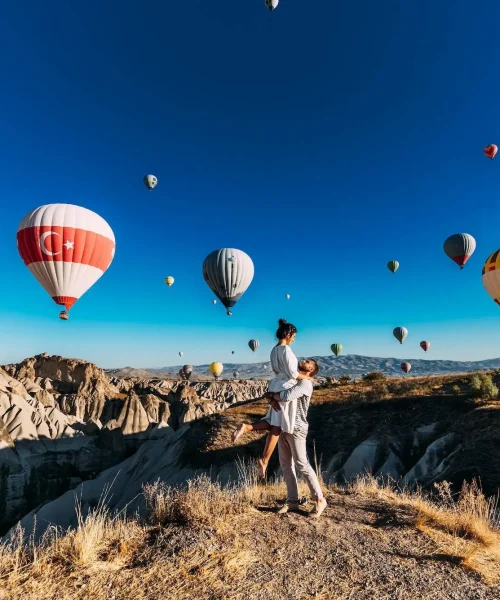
[276,501,301,514]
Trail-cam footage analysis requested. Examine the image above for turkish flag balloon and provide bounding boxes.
[484,144,498,160]
[17,204,115,312]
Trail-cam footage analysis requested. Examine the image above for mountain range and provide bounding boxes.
[106,354,500,380]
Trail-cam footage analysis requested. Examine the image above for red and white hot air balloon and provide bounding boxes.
[401,362,411,374]
[484,144,498,160]
[17,204,115,316]
[420,341,431,352]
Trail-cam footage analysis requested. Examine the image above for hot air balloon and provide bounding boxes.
[210,362,223,380]
[387,261,399,274]
[484,144,498,160]
[265,0,279,10]
[143,174,157,190]
[248,339,259,352]
[59,310,69,321]
[179,351,183,357]
[285,294,290,300]
[401,362,411,374]
[393,327,408,344]
[165,276,174,287]
[178,368,187,381]
[182,364,193,380]
[233,371,239,379]
[443,234,476,269]
[331,343,343,357]
[212,300,217,305]
[482,249,500,306]
[202,248,254,315]
[17,204,115,317]
[231,351,235,354]
[420,341,431,352]
[264,365,268,370]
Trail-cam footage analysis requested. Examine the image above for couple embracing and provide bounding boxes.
[233,319,327,518]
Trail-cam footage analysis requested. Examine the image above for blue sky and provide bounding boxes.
[1,1,500,368]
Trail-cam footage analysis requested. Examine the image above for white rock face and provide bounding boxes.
[341,440,382,481]
[402,433,458,487]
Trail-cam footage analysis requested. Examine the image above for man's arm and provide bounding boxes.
[274,379,313,404]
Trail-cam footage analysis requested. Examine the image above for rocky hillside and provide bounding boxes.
[9,370,500,544]
[0,354,266,534]
[107,353,500,379]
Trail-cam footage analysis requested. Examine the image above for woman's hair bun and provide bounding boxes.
[278,318,287,326]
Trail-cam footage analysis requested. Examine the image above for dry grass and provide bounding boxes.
[349,475,500,583]
[1,468,500,599]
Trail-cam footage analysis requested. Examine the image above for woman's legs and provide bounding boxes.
[232,419,271,443]
[258,426,281,478]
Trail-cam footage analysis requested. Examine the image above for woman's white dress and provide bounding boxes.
[266,345,299,429]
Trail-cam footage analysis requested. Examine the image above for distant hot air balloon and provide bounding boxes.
[420,341,431,352]
[233,371,239,379]
[264,0,279,10]
[210,362,223,380]
[331,343,343,357]
[165,276,174,287]
[143,174,157,190]
[212,299,217,305]
[387,261,399,274]
[202,248,254,315]
[179,351,183,357]
[393,327,408,344]
[17,204,115,317]
[401,362,411,374]
[443,234,476,269]
[484,144,498,160]
[59,310,69,321]
[232,351,235,354]
[178,368,187,381]
[248,339,259,352]
[182,364,193,380]
[482,249,500,306]
[285,294,290,300]
[264,365,268,370]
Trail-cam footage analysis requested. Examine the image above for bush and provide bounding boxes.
[363,371,386,382]
[451,385,461,395]
[469,373,498,400]
[338,375,352,385]
[365,383,389,402]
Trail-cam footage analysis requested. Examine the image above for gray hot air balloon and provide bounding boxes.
[233,371,239,379]
[401,362,411,374]
[393,327,408,344]
[443,233,476,269]
[143,174,157,190]
[248,339,259,352]
[265,0,279,10]
[182,365,193,380]
[202,248,254,313]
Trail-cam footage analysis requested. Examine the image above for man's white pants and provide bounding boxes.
[278,430,324,503]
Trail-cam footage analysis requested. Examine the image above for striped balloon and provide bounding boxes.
[443,233,476,269]
[387,260,399,274]
[17,204,115,313]
[202,248,254,313]
[331,343,343,357]
[248,339,259,352]
[393,327,408,344]
[401,362,411,374]
[482,249,500,306]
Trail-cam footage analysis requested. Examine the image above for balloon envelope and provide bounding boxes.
[233,371,239,378]
[248,339,259,352]
[264,0,279,10]
[331,343,343,357]
[210,362,223,377]
[182,365,193,380]
[285,294,290,299]
[401,362,411,374]
[179,351,183,357]
[17,204,115,312]
[165,276,174,287]
[482,250,500,306]
[387,260,399,274]
[143,174,157,190]
[393,327,408,344]
[484,144,498,160]
[420,341,431,352]
[443,233,476,269]
[203,248,254,311]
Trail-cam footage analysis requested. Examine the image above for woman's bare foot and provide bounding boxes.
[232,424,249,444]
[257,458,268,479]
[310,497,327,519]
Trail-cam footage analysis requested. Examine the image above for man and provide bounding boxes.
[271,358,327,518]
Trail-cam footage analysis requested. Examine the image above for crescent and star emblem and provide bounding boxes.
[39,231,74,256]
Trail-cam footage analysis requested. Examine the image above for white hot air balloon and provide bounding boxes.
[17,204,115,315]
[265,0,279,11]
[202,248,254,314]
[143,174,157,190]
[285,294,290,300]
